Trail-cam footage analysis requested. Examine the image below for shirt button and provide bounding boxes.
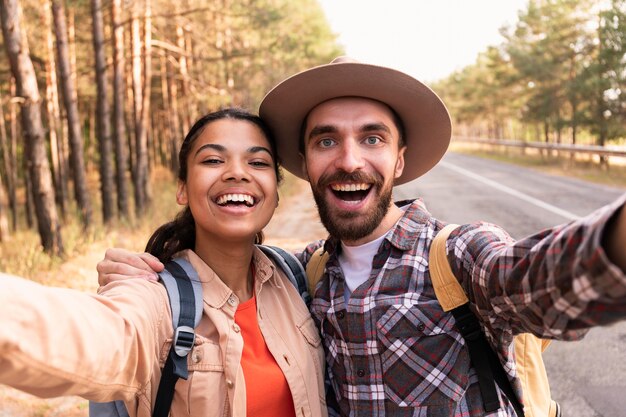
[417,322,425,332]
[337,311,345,320]
[192,351,201,364]
[357,369,365,377]
[228,295,236,306]
[226,379,234,388]
[233,324,241,333]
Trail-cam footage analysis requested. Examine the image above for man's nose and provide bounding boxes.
[334,140,365,173]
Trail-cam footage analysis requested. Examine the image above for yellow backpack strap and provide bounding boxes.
[429,224,469,311]
[305,246,329,297]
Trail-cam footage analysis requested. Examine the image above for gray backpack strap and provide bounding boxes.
[160,258,203,331]
[89,401,130,417]
[89,258,203,417]
[258,245,311,306]
[153,258,202,417]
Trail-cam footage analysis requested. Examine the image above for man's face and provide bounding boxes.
[302,97,406,244]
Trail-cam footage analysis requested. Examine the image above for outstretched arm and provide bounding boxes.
[96,248,164,286]
[603,205,626,272]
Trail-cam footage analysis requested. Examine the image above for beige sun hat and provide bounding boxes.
[259,57,451,185]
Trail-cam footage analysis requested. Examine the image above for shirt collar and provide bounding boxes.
[175,248,277,309]
[323,199,432,253]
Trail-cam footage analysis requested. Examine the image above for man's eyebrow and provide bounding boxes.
[360,123,392,134]
[308,125,338,139]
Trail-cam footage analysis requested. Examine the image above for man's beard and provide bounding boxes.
[310,170,393,242]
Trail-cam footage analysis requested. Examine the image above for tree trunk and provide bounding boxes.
[0,0,63,254]
[126,54,135,181]
[167,56,181,174]
[176,21,190,135]
[88,104,96,171]
[0,171,9,241]
[8,79,18,230]
[23,157,34,229]
[41,0,67,218]
[139,0,152,205]
[130,8,146,214]
[52,0,92,228]
[129,0,152,215]
[91,0,114,223]
[111,0,129,218]
[0,89,17,230]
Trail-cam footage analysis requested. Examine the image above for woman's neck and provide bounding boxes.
[194,235,256,302]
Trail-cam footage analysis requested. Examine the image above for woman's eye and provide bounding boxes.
[250,160,271,167]
[319,138,335,148]
[202,158,222,165]
[364,136,381,145]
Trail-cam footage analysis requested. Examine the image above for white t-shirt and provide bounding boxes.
[339,234,386,301]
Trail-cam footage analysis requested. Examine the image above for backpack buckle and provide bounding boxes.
[173,325,195,357]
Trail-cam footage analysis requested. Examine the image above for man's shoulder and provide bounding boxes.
[294,239,327,266]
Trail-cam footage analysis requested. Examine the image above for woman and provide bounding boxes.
[0,108,327,417]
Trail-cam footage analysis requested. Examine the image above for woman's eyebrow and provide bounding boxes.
[195,143,225,156]
[248,146,272,156]
[194,144,272,157]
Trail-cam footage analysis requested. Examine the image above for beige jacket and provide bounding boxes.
[0,248,327,417]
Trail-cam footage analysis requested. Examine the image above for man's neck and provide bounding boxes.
[342,204,404,247]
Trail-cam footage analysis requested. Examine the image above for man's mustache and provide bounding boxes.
[317,170,383,189]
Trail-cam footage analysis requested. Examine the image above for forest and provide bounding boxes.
[436,0,626,149]
[0,0,342,256]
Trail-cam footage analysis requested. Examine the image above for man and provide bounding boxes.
[99,57,626,416]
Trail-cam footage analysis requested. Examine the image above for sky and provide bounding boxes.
[317,0,529,83]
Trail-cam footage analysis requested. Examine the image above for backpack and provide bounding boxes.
[89,245,310,417]
[305,226,561,417]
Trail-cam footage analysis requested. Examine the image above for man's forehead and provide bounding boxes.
[306,97,398,125]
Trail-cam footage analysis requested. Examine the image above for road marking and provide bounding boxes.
[441,161,580,221]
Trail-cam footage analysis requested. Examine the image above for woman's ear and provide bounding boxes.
[176,180,188,205]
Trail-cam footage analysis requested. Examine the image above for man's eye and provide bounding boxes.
[364,136,381,145]
[202,158,222,165]
[319,138,335,148]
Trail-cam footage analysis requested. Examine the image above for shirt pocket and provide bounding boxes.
[160,336,225,416]
[297,315,326,405]
[375,299,470,408]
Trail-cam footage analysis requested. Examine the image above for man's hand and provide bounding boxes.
[97,248,164,286]
[604,205,626,272]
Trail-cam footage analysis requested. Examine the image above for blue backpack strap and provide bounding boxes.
[152,258,203,417]
[257,245,311,306]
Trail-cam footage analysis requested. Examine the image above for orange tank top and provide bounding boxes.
[235,294,296,417]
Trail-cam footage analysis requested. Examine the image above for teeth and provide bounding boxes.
[330,183,371,192]
[216,193,255,206]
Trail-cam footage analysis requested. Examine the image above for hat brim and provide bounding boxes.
[259,61,451,185]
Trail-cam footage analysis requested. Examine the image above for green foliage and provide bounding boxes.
[438,0,626,147]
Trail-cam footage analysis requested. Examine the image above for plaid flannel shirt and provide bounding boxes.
[299,198,626,417]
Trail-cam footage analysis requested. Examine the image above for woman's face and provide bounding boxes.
[177,118,278,245]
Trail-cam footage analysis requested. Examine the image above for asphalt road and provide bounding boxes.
[395,152,626,417]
